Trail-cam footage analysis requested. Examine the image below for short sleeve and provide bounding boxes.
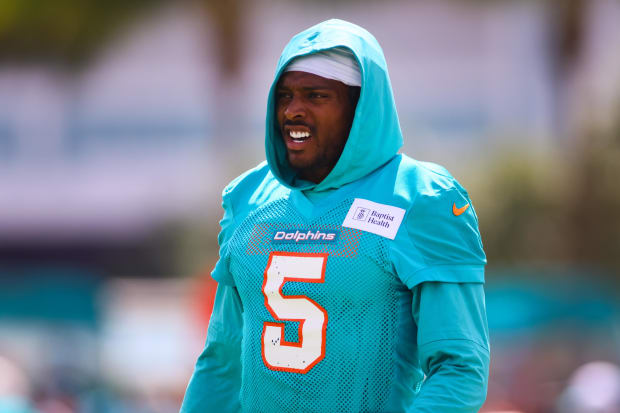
[211,188,236,286]
[391,186,486,289]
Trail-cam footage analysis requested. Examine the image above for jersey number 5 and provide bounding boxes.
[261,252,328,374]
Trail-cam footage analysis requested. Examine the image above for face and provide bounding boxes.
[276,71,357,184]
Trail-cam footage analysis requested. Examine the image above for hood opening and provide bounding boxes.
[265,19,403,192]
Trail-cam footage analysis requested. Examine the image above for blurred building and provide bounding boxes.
[3,0,619,250]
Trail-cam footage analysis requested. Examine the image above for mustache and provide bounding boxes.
[283,120,311,128]
[282,120,314,136]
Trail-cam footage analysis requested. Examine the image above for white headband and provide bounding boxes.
[284,47,361,87]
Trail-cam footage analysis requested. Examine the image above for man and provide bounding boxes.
[181,19,489,412]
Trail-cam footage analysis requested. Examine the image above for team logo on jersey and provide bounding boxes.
[342,198,406,240]
[272,229,340,244]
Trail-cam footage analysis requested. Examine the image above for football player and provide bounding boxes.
[181,19,489,412]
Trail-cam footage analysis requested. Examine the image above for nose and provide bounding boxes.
[284,95,306,120]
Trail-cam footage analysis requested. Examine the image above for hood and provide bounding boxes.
[265,19,403,192]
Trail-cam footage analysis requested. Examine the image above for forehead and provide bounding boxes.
[277,71,347,91]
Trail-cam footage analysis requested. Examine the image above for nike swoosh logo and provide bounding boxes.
[452,203,470,216]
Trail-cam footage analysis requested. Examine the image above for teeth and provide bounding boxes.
[290,131,310,139]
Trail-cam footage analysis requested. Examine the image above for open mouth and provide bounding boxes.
[289,130,311,142]
[283,125,313,147]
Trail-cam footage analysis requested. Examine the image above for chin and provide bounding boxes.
[287,155,313,171]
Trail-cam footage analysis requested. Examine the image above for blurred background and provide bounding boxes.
[0,0,619,412]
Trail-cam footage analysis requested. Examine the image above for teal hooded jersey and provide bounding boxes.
[181,19,489,413]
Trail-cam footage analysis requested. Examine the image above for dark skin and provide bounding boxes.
[276,71,359,184]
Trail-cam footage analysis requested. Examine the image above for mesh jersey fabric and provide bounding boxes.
[208,154,486,412]
[229,196,414,412]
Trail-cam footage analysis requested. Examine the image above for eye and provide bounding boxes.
[277,91,292,100]
[309,92,328,99]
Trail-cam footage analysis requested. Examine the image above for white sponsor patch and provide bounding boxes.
[342,198,405,240]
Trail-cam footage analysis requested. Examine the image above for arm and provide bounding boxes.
[180,284,243,413]
[181,169,266,412]
[409,281,490,412]
[390,175,489,410]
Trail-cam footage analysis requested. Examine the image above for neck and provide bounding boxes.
[298,166,332,184]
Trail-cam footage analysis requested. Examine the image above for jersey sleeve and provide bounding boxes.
[180,285,243,413]
[210,185,237,286]
[391,185,486,289]
[408,282,490,412]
